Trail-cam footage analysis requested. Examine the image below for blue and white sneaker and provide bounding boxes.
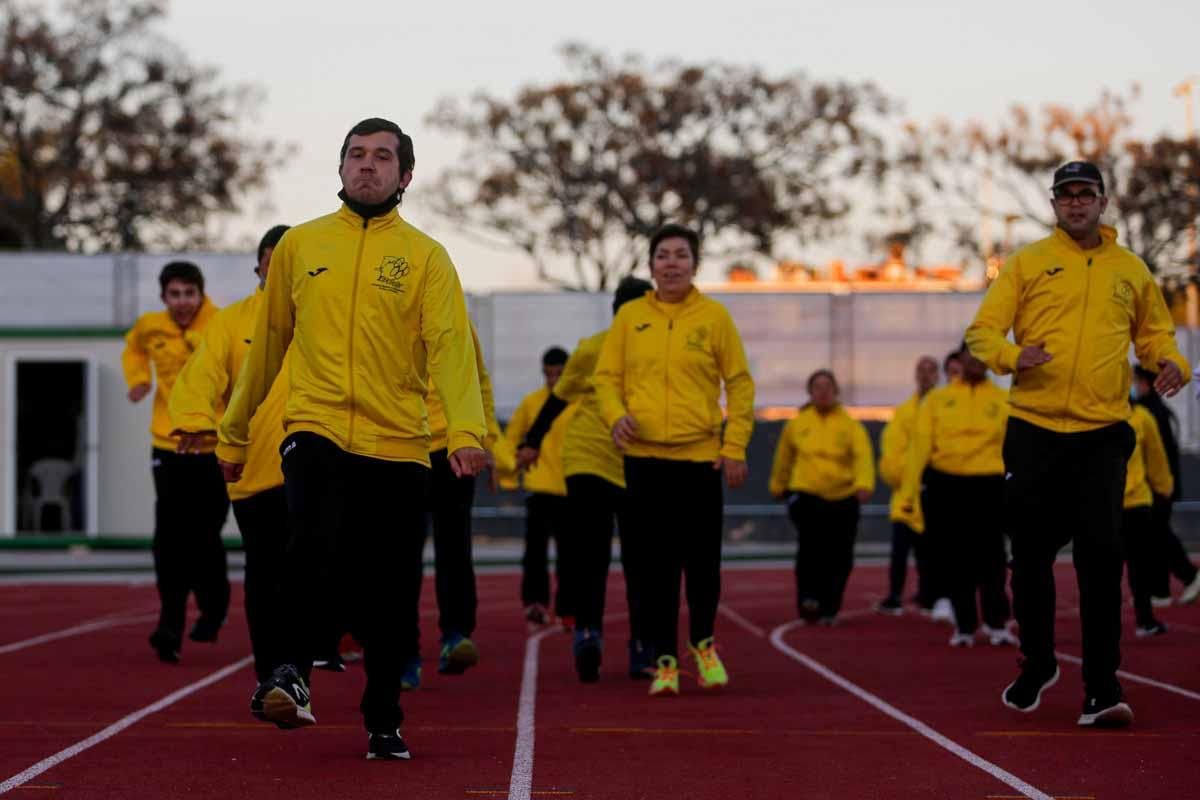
[400,656,422,691]
[438,633,479,675]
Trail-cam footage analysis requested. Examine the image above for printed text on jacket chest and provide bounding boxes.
[372,256,410,294]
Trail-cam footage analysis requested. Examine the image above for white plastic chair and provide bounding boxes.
[21,458,77,532]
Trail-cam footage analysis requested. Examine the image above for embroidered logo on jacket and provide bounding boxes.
[634,323,652,332]
[1045,266,1064,277]
[685,326,710,353]
[374,256,409,294]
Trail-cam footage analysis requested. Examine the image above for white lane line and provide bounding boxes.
[719,608,1053,800]
[1055,651,1200,702]
[0,612,158,656]
[0,654,253,794]
[507,628,558,800]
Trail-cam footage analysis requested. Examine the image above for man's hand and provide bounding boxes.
[127,383,151,403]
[611,415,637,450]
[1155,359,1185,397]
[714,456,748,489]
[175,431,216,455]
[1016,344,1052,371]
[218,458,244,483]
[516,446,539,470]
[856,489,872,504]
[450,447,489,478]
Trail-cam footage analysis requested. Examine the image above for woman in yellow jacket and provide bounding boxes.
[1120,402,1174,637]
[594,223,755,698]
[770,370,874,625]
[898,345,1013,647]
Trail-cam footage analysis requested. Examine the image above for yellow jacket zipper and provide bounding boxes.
[346,219,368,448]
[1062,255,1093,420]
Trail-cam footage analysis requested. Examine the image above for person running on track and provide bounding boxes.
[1119,399,1174,637]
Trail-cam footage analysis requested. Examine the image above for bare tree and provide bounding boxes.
[426,44,894,290]
[0,0,288,251]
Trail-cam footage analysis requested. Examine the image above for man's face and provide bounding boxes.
[1052,180,1107,240]
[809,374,838,410]
[945,357,963,381]
[915,357,939,393]
[256,246,274,287]
[162,279,202,328]
[543,364,564,390]
[339,131,412,205]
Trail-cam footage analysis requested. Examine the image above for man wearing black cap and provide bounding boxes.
[966,160,1189,727]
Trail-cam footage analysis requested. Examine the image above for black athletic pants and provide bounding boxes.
[1119,506,1157,628]
[231,485,290,682]
[150,448,230,647]
[624,457,723,659]
[416,448,478,643]
[1003,417,1133,701]
[922,469,1010,634]
[887,521,931,604]
[788,492,859,618]
[566,474,645,642]
[522,493,573,616]
[278,432,428,733]
[1148,497,1197,595]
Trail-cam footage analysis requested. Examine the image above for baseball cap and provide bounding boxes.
[1051,161,1105,193]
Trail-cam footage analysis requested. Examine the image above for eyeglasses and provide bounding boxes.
[1053,188,1102,206]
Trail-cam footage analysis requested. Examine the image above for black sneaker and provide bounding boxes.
[574,629,602,683]
[312,653,347,672]
[1001,661,1060,712]
[250,664,316,729]
[1078,695,1133,728]
[366,729,411,760]
[1134,620,1168,638]
[798,598,821,624]
[628,639,654,680]
[148,628,180,664]
[188,616,223,643]
[875,596,903,616]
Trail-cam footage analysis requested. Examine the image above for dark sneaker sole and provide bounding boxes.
[1001,665,1061,713]
[366,750,411,760]
[438,641,479,675]
[1078,702,1133,728]
[261,687,316,728]
[575,646,601,683]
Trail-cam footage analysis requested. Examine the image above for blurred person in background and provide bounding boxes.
[1119,399,1174,637]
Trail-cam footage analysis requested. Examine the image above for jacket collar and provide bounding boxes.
[336,198,401,231]
[1052,224,1117,254]
[645,286,702,315]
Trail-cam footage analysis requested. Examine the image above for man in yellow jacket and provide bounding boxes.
[1120,402,1174,639]
[514,276,656,682]
[122,260,224,664]
[168,225,293,685]
[503,347,577,628]
[217,118,488,760]
[966,160,1189,728]
[898,346,1014,648]
[876,354,938,615]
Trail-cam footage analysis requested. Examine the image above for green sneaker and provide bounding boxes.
[689,637,728,689]
[438,633,479,675]
[648,655,680,697]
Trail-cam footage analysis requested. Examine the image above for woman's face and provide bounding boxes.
[650,237,696,299]
[809,374,838,410]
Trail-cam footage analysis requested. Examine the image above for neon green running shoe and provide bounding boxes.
[689,637,728,689]
[648,655,680,697]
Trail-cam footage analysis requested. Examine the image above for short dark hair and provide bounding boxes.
[613,275,653,314]
[158,261,204,295]
[807,368,839,395]
[649,223,701,266]
[256,225,291,264]
[339,117,415,173]
[542,347,569,367]
[943,349,963,373]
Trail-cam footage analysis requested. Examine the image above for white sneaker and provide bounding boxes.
[981,624,1020,646]
[930,598,956,625]
[1179,572,1200,606]
[1150,595,1173,609]
[949,631,975,647]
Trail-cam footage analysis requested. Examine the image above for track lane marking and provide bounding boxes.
[1054,651,1200,702]
[507,628,558,800]
[0,611,157,656]
[0,655,252,795]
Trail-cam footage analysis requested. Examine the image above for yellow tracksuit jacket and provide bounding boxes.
[1125,404,1174,509]
[426,321,512,472]
[122,297,220,452]
[168,289,287,502]
[553,330,625,489]
[768,405,875,501]
[502,386,577,496]
[878,393,925,533]
[217,205,486,467]
[966,225,1189,433]
[593,288,755,462]
[898,379,1008,510]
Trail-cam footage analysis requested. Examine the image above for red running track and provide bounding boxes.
[0,563,1197,799]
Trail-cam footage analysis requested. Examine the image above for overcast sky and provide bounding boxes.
[162,0,1198,289]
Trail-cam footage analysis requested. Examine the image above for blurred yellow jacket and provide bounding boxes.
[878,393,924,533]
[553,330,625,489]
[898,379,1008,510]
[217,205,486,467]
[122,297,219,452]
[966,226,1188,433]
[427,321,511,472]
[169,289,287,502]
[1125,404,1174,509]
[593,288,755,462]
[769,405,874,502]
[503,386,576,496]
